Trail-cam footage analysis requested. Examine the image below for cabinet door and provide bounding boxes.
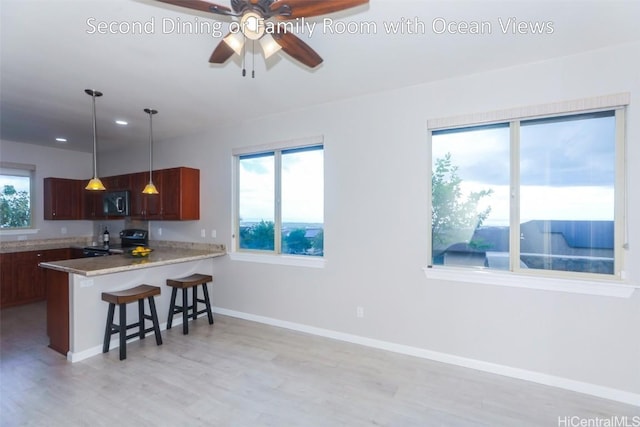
[145,170,162,219]
[161,167,200,220]
[130,171,161,219]
[42,248,71,262]
[14,251,44,303]
[0,254,15,308]
[158,168,179,219]
[82,190,105,219]
[44,178,81,220]
[129,172,148,218]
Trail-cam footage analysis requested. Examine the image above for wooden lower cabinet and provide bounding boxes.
[0,253,15,307]
[0,248,73,309]
[1,248,78,355]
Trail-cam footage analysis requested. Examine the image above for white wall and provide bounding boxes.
[6,41,639,401]
[0,140,95,241]
[146,42,640,399]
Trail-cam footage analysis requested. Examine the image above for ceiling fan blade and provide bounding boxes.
[272,31,323,68]
[271,0,368,19]
[209,38,235,63]
[154,0,234,16]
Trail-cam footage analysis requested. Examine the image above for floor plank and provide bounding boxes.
[1,302,638,426]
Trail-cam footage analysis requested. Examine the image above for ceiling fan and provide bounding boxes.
[155,0,369,69]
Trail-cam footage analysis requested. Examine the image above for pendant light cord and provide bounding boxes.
[148,111,153,182]
[91,93,98,179]
[144,108,158,183]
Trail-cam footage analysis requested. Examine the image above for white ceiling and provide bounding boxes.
[1,0,639,154]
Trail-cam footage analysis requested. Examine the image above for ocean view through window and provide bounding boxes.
[430,109,623,279]
[235,142,324,257]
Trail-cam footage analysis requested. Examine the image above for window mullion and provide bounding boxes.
[510,120,521,273]
[274,151,282,254]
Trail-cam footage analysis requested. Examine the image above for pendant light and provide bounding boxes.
[142,108,159,195]
[84,89,106,191]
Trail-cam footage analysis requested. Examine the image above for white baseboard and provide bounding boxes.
[213,307,640,407]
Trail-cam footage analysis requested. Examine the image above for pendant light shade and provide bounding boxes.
[142,108,159,195]
[85,89,106,191]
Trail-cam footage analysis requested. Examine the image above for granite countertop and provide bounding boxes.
[0,237,93,254]
[39,246,226,277]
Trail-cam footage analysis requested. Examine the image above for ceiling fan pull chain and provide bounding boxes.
[242,36,246,77]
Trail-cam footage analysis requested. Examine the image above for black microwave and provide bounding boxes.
[103,191,130,216]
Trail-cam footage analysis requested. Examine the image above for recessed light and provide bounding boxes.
[55,137,67,143]
[115,120,128,126]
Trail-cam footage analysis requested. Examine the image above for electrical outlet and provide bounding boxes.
[356,306,364,318]
[60,227,67,235]
[157,227,162,236]
[201,229,206,238]
[211,229,216,239]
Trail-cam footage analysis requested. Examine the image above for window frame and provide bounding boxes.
[425,95,636,298]
[0,162,36,233]
[230,135,325,268]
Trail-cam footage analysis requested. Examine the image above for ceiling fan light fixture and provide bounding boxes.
[240,12,265,40]
[224,31,245,56]
[143,108,159,195]
[259,34,282,59]
[84,89,106,191]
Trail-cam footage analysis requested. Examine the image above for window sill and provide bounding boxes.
[229,251,325,268]
[423,266,637,298]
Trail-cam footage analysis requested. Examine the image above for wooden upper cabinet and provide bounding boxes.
[130,171,160,219]
[130,167,199,220]
[45,167,199,222]
[43,178,81,220]
[161,167,199,220]
[82,187,105,219]
[128,172,145,217]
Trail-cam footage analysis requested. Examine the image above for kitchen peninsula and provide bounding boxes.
[39,244,226,362]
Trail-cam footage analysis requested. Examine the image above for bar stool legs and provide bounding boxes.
[166,274,214,335]
[102,285,162,360]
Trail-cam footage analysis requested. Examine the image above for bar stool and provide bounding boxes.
[166,273,214,335]
[102,285,162,360]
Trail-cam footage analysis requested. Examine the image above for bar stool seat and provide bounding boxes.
[166,273,214,335]
[102,284,162,360]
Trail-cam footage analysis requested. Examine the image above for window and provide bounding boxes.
[233,138,324,259]
[430,107,625,280]
[0,163,35,230]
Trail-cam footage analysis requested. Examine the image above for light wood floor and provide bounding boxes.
[1,302,638,426]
